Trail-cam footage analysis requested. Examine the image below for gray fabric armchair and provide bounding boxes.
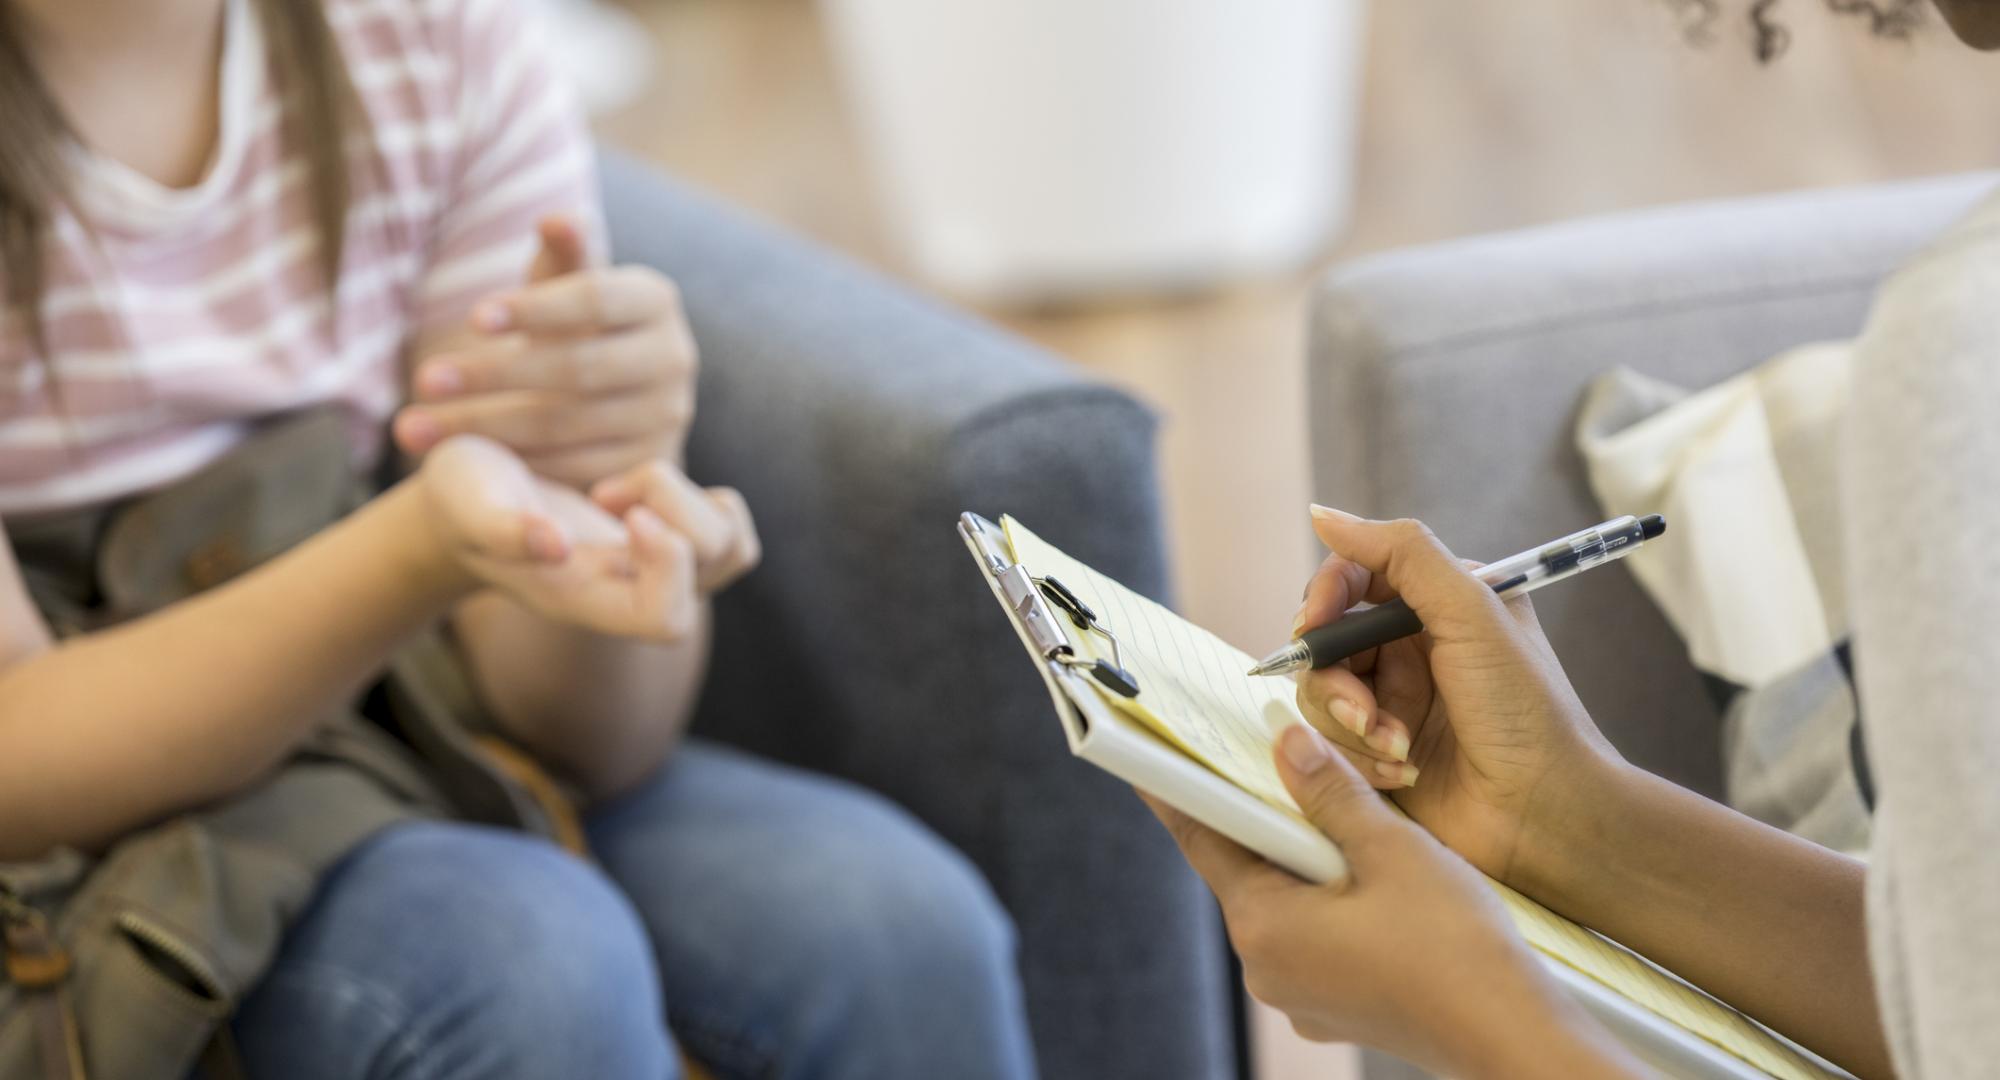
[1309,172,1997,1078]
[598,152,1233,1080]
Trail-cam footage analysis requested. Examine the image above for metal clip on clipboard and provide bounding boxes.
[959,513,1140,700]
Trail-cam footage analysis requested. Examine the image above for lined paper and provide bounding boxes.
[1003,516,1304,814]
[1496,882,1830,1080]
[1001,516,1836,1080]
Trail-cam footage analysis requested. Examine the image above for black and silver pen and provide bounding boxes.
[1245,514,1667,677]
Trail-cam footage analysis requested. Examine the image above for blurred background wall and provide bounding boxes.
[555,0,2000,1074]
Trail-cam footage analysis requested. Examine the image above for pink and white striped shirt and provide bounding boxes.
[0,0,602,515]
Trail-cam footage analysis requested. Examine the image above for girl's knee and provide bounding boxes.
[248,823,676,1078]
[380,826,660,1011]
[778,804,1021,1003]
[866,825,1018,980]
[771,814,1028,1062]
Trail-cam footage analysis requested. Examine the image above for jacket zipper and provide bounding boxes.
[114,911,228,1007]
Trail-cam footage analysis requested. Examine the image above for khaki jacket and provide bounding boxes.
[0,412,575,1080]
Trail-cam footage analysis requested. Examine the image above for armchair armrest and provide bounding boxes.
[598,151,1231,1080]
[1308,172,1997,798]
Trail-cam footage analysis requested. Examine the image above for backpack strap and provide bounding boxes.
[471,737,588,856]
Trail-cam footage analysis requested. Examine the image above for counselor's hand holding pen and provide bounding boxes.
[1149,505,1888,1079]
[1144,507,1646,1078]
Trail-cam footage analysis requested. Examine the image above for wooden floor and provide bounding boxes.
[591,1,2000,1075]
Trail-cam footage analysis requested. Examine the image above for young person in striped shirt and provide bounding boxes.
[0,0,1034,1075]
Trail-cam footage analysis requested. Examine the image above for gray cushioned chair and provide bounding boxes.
[1309,172,1997,1079]
[599,152,1233,1080]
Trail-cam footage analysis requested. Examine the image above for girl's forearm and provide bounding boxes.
[452,594,708,802]
[0,481,475,859]
[1512,759,1891,1080]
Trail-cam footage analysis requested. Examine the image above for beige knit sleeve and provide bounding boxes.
[1844,196,2000,1080]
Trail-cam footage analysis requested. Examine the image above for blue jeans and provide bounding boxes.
[229,743,1038,1079]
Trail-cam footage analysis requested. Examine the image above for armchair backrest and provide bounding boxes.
[1307,173,1997,795]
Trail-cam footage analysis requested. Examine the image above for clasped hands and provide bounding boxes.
[404,216,758,641]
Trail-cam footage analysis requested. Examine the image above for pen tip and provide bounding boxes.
[1244,662,1269,677]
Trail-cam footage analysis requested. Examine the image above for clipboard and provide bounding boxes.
[961,510,1854,1080]
[959,511,1349,885]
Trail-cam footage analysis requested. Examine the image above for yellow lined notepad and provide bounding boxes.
[1002,516,1834,1080]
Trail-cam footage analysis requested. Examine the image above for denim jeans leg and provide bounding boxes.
[230,821,679,1080]
[587,741,1038,1080]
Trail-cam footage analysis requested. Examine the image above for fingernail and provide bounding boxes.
[1310,503,1357,522]
[1329,697,1370,738]
[1290,604,1308,638]
[1367,728,1410,763]
[472,300,511,332]
[1373,760,1419,788]
[524,518,568,563]
[416,364,464,398]
[1279,722,1332,775]
[395,410,443,450]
